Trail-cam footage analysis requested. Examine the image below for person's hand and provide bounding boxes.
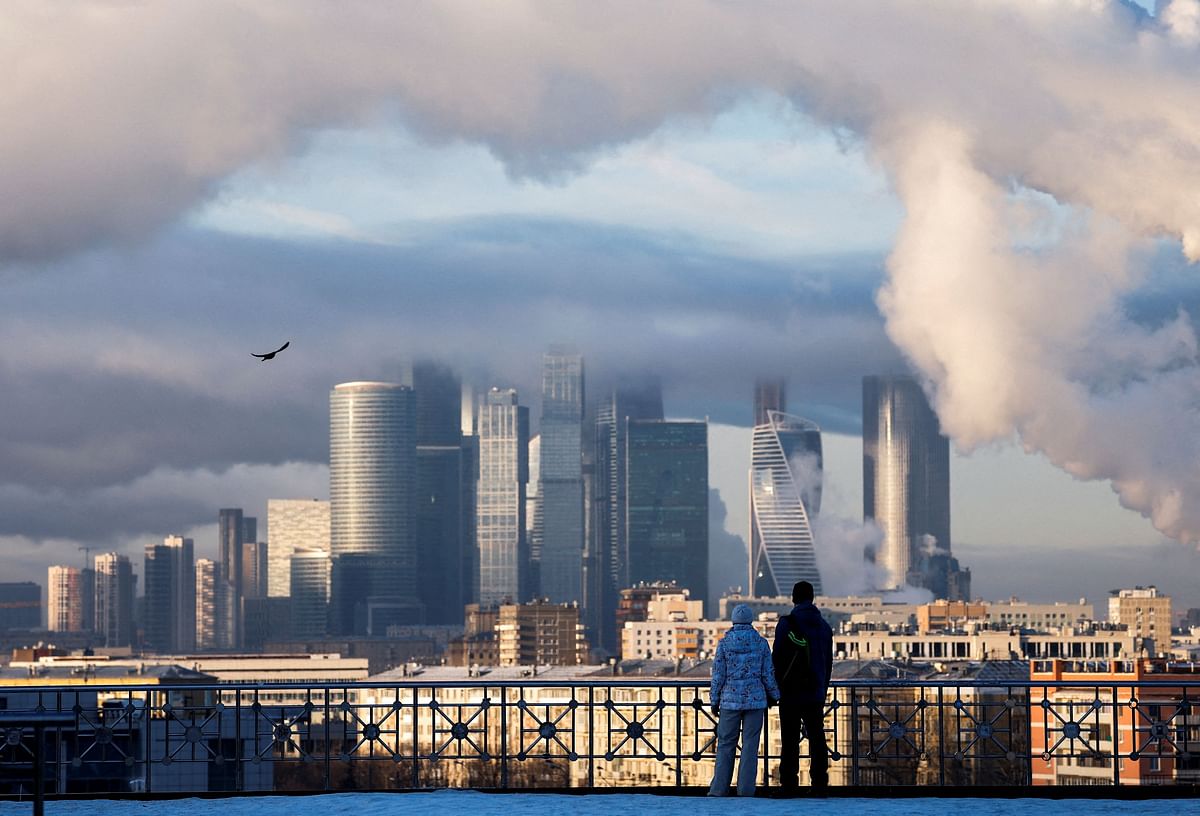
[710,704,720,717]
[768,697,780,708]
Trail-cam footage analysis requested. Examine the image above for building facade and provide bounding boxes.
[267,499,331,598]
[625,420,709,614]
[497,600,589,666]
[94,553,135,647]
[412,361,470,625]
[1107,586,1172,653]
[476,388,530,607]
[195,558,228,651]
[862,375,968,599]
[290,547,331,639]
[47,565,87,632]
[143,535,196,653]
[217,509,248,648]
[330,381,420,634]
[538,349,585,605]
[749,410,823,597]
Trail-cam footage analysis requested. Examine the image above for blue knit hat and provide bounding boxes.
[732,604,754,624]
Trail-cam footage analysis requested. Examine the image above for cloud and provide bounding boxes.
[4,1,1200,547]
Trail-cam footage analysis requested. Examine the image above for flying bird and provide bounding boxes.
[251,341,289,361]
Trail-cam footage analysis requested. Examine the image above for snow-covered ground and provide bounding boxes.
[0,791,1190,816]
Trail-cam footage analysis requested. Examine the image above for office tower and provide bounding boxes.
[0,583,41,631]
[330,381,419,634]
[539,349,585,604]
[412,361,469,625]
[195,558,227,650]
[476,387,530,607]
[625,420,709,615]
[588,378,664,655]
[47,566,85,632]
[863,375,967,599]
[749,410,824,597]
[242,541,268,600]
[142,535,195,653]
[94,553,134,648]
[79,566,95,633]
[526,434,543,597]
[268,499,331,598]
[217,509,245,647]
[290,548,331,639]
[754,379,787,427]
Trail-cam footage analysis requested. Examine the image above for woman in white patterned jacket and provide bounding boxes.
[707,603,780,797]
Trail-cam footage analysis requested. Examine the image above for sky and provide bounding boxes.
[2,0,1199,612]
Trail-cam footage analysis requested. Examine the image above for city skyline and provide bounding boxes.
[2,0,1199,617]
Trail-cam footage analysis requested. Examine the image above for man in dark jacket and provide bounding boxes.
[772,580,833,791]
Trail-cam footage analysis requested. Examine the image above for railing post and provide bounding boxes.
[587,685,595,789]
[411,685,420,789]
[499,685,509,790]
[235,685,242,791]
[323,687,331,791]
[937,685,945,787]
[144,688,154,795]
[1112,684,1121,787]
[850,686,860,787]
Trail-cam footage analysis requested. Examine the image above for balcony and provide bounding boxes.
[0,676,1196,802]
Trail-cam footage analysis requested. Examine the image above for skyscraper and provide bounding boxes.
[330,381,419,634]
[217,508,246,648]
[625,420,709,615]
[539,349,585,604]
[589,378,664,654]
[863,375,967,599]
[753,379,787,427]
[526,433,543,596]
[412,361,470,625]
[47,565,86,632]
[268,499,331,598]
[476,387,530,607]
[195,558,226,650]
[142,535,195,653]
[290,547,331,639]
[94,553,135,648]
[242,541,268,600]
[749,410,824,597]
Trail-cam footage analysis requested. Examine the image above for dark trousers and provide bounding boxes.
[778,700,828,788]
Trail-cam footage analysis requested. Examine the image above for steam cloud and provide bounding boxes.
[5,1,1200,542]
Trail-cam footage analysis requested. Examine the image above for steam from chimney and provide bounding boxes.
[4,1,1200,541]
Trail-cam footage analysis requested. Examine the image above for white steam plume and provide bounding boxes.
[5,2,1200,541]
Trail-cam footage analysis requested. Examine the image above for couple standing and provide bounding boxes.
[708,580,832,797]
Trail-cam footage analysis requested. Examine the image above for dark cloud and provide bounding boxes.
[0,219,897,545]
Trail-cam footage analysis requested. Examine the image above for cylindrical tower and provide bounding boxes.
[330,381,418,633]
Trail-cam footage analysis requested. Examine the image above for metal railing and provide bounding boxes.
[0,677,1196,796]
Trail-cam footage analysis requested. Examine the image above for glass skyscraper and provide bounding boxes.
[476,387,529,607]
[330,381,419,634]
[412,361,470,625]
[142,535,195,653]
[588,378,664,653]
[94,553,134,648]
[625,419,709,615]
[267,499,330,599]
[290,547,331,639]
[862,375,965,598]
[749,410,823,597]
[538,349,585,604]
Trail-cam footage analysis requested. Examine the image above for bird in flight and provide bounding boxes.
[251,341,290,361]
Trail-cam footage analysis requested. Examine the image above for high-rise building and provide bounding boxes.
[330,381,420,634]
[412,361,470,626]
[195,558,227,650]
[1107,586,1172,653]
[242,541,268,600]
[47,566,86,632]
[290,547,331,639]
[749,410,824,597]
[94,553,135,648]
[625,420,709,615]
[539,349,585,604]
[476,387,530,607]
[268,499,331,598]
[526,434,543,595]
[0,583,41,631]
[142,535,195,653]
[588,378,664,655]
[862,375,967,599]
[753,378,786,428]
[218,509,246,648]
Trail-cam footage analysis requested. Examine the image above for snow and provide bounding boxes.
[0,792,1189,816]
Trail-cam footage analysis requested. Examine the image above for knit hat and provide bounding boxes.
[732,604,754,624]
